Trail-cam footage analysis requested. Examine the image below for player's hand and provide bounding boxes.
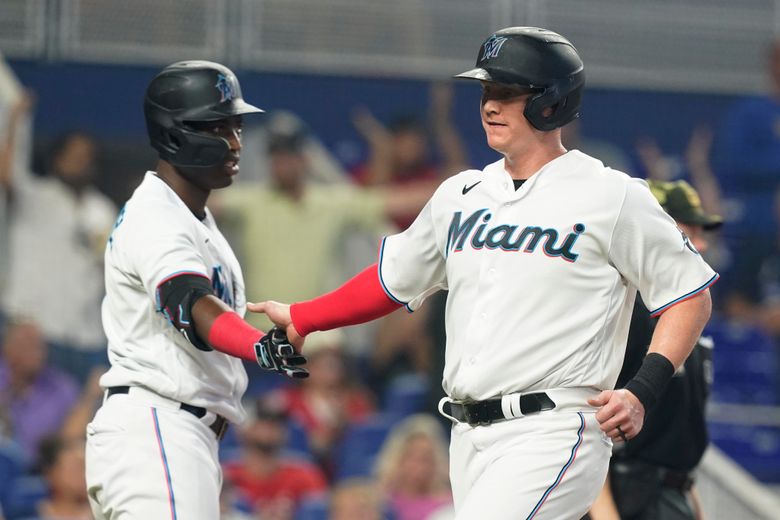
[254,326,309,379]
[247,300,304,350]
[10,90,35,121]
[588,389,645,443]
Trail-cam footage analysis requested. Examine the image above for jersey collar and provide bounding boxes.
[483,150,579,200]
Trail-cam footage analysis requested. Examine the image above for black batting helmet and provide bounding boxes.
[144,60,263,169]
[455,27,585,131]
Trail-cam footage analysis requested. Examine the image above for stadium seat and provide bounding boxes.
[382,373,431,420]
[293,493,399,520]
[708,421,780,482]
[294,495,329,520]
[0,441,25,513]
[243,362,293,397]
[333,414,397,480]
[706,320,780,407]
[4,475,48,520]
[287,418,311,454]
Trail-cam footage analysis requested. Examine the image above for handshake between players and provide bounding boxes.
[255,326,309,379]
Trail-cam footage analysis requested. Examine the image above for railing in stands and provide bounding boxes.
[698,445,780,520]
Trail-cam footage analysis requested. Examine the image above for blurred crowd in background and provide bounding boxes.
[1,31,780,520]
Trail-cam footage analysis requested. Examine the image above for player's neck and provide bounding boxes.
[155,160,209,219]
[502,141,567,180]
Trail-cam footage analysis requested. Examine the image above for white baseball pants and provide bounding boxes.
[85,387,222,520]
[448,395,611,519]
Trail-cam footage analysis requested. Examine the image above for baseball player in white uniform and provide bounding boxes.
[85,61,308,520]
[252,28,716,520]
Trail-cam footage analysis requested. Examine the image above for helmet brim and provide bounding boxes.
[454,67,540,89]
[220,99,265,116]
[453,67,493,81]
[183,100,265,122]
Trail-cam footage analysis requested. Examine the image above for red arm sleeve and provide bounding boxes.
[290,263,403,337]
[206,311,263,362]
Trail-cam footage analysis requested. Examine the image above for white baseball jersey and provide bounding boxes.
[379,150,717,401]
[100,172,248,423]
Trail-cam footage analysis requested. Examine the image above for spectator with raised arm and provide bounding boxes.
[2,129,116,381]
[0,91,33,295]
[215,113,435,337]
[351,82,468,228]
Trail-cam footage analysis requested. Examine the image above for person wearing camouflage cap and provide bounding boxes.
[589,180,721,520]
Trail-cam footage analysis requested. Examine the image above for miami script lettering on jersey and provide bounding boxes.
[211,265,235,308]
[446,209,585,262]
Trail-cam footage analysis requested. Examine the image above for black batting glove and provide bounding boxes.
[254,326,309,379]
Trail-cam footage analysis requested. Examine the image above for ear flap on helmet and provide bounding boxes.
[524,81,583,131]
[168,128,230,169]
[144,60,262,169]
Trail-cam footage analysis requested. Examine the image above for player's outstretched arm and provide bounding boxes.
[589,290,712,442]
[0,91,34,193]
[193,296,307,378]
[156,272,307,377]
[245,300,302,348]
[248,263,403,344]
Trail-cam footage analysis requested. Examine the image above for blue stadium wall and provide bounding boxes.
[9,59,741,174]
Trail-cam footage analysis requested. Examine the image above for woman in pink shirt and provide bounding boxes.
[375,415,453,520]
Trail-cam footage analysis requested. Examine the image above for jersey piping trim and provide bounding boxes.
[154,270,211,310]
[526,412,585,520]
[378,237,413,313]
[151,408,178,520]
[649,273,719,318]
[156,270,210,288]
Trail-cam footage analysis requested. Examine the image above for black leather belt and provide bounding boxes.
[107,386,229,441]
[447,392,556,426]
[612,460,694,493]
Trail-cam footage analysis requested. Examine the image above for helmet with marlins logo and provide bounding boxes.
[455,27,585,131]
[144,60,264,169]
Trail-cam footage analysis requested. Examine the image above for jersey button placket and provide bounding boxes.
[465,311,488,368]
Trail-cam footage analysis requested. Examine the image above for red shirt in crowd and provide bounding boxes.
[224,457,328,509]
[278,385,375,440]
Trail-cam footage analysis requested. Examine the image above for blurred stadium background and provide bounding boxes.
[2,1,780,519]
